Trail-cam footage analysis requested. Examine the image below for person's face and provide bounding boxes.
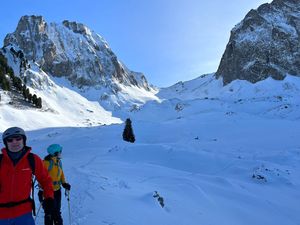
[6,135,24,152]
[54,151,62,159]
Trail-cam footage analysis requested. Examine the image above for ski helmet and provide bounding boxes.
[47,144,63,156]
[2,127,27,145]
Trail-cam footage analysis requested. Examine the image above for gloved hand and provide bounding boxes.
[38,190,44,203]
[43,198,54,215]
[62,183,71,191]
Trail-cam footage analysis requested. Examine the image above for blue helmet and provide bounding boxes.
[47,144,62,155]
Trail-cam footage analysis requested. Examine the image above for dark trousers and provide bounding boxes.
[44,189,63,225]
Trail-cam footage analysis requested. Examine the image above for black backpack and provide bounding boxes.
[0,153,37,215]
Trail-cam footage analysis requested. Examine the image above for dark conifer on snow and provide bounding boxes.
[122,118,135,143]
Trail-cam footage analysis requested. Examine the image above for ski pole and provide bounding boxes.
[65,190,71,225]
[34,203,43,222]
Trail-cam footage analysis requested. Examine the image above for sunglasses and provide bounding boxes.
[6,136,23,143]
[54,151,62,156]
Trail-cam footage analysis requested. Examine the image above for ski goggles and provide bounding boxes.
[6,135,23,143]
[54,150,62,156]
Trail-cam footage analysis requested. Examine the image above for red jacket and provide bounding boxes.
[0,147,54,219]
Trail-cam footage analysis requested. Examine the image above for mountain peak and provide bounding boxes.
[3,15,151,91]
[19,15,45,25]
[62,20,91,36]
[216,0,300,85]
[17,15,47,35]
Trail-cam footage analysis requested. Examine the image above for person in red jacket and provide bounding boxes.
[0,127,54,225]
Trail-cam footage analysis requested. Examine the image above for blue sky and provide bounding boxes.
[0,0,270,87]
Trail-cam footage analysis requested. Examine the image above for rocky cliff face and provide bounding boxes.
[216,0,300,85]
[4,15,150,90]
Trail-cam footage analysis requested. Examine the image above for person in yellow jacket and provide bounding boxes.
[38,144,71,225]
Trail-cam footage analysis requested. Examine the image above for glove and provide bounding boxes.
[43,198,54,215]
[62,183,71,191]
[38,190,44,203]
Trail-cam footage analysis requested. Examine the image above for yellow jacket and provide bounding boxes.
[43,156,66,191]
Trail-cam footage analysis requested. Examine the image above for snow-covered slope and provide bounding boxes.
[131,73,300,122]
[1,72,300,225]
[0,41,159,126]
[0,63,122,131]
[2,15,159,111]
[0,73,298,224]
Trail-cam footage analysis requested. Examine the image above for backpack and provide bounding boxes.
[45,155,62,171]
[0,153,37,216]
[44,154,63,186]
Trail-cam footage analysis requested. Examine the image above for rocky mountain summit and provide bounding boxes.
[216,0,300,85]
[3,15,150,90]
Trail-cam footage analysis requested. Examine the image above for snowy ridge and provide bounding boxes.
[133,74,300,122]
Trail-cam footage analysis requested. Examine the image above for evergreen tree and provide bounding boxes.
[32,94,37,106]
[28,93,32,102]
[0,52,8,70]
[22,85,27,99]
[7,67,14,76]
[12,76,22,91]
[23,76,27,84]
[25,88,30,100]
[0,52,13,76]
[0,74,10,91]
[0,52,14,91]
[122,118,135,143]
[36,97,42,108]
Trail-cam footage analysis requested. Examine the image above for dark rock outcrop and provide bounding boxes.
[216,0,300,85]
